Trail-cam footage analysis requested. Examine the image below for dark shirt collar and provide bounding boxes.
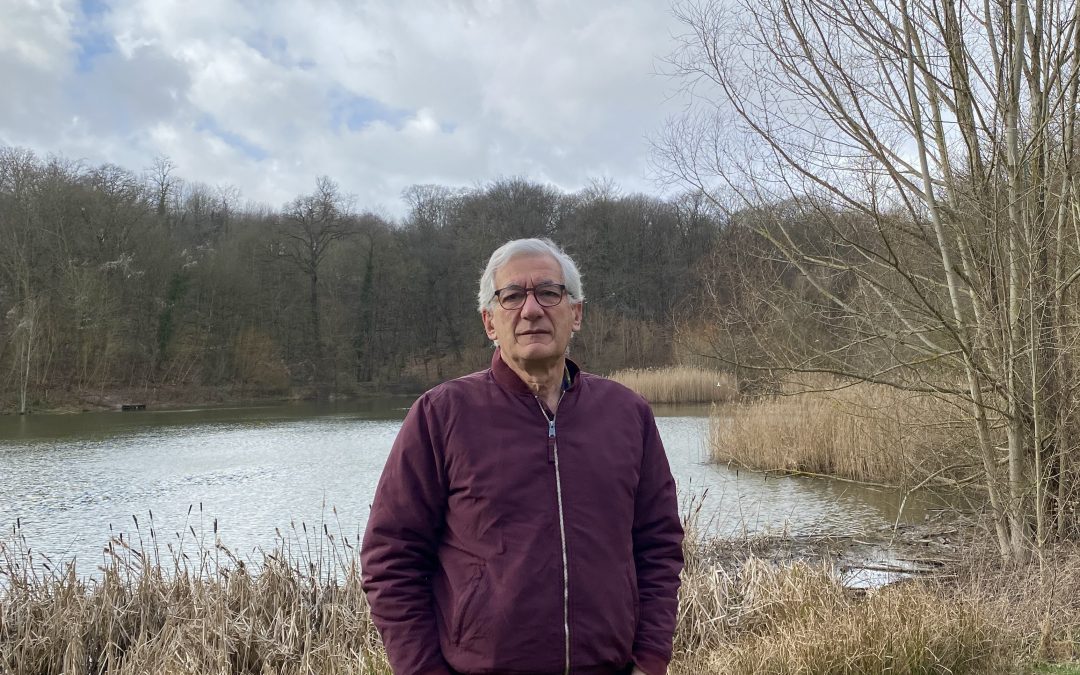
[491,347,579,396]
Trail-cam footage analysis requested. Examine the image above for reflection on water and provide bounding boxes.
[0,399,947,574]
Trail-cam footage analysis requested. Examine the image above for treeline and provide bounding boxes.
[0,147,722,411]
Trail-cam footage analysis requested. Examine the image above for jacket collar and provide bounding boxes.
[491,347,580,396]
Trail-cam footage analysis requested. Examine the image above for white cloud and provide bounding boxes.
[0,0,686,216]
[0,0,75,71]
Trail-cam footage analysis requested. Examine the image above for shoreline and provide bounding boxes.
[3,364,727,415]
[0,384,425,416]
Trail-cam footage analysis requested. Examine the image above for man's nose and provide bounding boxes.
[520,290,545,318]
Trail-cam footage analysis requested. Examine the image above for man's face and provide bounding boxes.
[482,253,583,370]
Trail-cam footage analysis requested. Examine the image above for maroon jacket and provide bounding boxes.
[361,350,684,675]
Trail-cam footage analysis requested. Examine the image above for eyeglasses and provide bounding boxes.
[492,283,568,310]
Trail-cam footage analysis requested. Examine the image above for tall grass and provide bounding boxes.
[608,366,738,404]
[0,520,389,675]
[670,515,1019,674]
[956,541,1080,665]
[710,376,971,485]
[2,519,1053,674]
[675,557,1014,673]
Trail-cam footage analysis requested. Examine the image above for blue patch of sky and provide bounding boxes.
[244,30,291,66]
[195,116,269,161]
[242,30,319,72]
[329,89,412,132]
[79,0,109,19]
[74,0,114,72]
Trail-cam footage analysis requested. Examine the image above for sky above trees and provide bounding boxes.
[0,0,686,216]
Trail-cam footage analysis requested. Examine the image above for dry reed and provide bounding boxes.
[0,518,390,675]
[608,367,738,404]
[8,496,1080,673]
[669,515,1019,674]
[710,376,970,486]
[950,541,1080,665]
[3,516,1060,674]
[673,557,1015,674]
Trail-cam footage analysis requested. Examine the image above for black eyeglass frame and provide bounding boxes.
[492,283,569,310]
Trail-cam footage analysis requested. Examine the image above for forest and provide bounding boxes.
[0,147,725,411]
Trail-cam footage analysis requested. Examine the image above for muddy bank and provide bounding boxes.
[690,514,968,589]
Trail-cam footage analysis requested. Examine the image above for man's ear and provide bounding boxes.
[572,301,583,332]
[482,308,498,341]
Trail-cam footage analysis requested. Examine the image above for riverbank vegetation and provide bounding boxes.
[608,366,737,404]
[3,526,1078,674]
[680,534,1080,672]
[709,376,972,487]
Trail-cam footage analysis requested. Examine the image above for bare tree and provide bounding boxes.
[12,298,37,414]
[278,176,356,392]
[147,155,178,219]
[0,148,46,412]
[659,0,1080,560]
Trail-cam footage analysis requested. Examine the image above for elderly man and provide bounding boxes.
[361,238,684,675]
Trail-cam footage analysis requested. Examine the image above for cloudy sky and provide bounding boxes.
[1,0,689,216]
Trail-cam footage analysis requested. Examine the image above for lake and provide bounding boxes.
[0,398,947,577]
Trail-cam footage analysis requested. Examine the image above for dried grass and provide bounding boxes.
[0,519,389,675]
[670,516,1018,674]
[3,519,1075,674]
[674,557,1014,673]
[710,376,971,486]
[608,367,738,404]
[951,541,1080,665]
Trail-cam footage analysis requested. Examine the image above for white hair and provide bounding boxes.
[477,238,585,313]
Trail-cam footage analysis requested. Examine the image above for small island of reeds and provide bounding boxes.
[607,366,738,405]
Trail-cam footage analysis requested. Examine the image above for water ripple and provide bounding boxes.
[0,404,932,575]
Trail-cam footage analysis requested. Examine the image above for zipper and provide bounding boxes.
[536,393,570,675]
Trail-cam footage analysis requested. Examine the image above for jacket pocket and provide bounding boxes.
[626,562,640,630]
[453,562,487,646]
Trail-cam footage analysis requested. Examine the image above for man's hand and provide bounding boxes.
[631,668,647,675]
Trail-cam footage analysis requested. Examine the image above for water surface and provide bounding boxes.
[0,399,944,574]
